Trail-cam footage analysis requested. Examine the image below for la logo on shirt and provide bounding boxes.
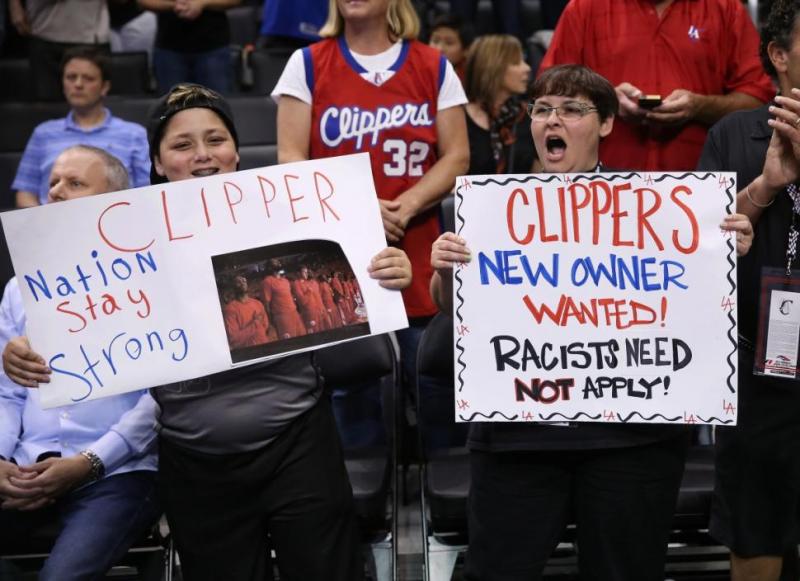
[688,25,702,41]
[362,70,396,86]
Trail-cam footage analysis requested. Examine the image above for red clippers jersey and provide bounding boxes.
[306,38,446,317]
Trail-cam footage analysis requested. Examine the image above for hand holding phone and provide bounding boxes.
[638,95,663,109]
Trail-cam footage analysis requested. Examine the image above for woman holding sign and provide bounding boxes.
[430,64,754,581]
[272,0,470,419]
[4,84,412,581]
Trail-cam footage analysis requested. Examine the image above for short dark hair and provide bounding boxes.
[761,0,800,79]
[60,46,111,81]
[429,13,475,48]
[531,64,618,122]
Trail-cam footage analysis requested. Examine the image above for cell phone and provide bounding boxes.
[638,95,662,109]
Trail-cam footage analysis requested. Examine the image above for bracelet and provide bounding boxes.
[745,183,775,208]
[79,449,106,481]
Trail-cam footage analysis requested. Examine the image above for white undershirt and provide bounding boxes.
[271,40,467,111]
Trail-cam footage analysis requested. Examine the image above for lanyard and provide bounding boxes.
[786,184,800,276]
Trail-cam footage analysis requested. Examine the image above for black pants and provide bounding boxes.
[158,398,363,581]
[465,436,688,581]
[711,350,800,557]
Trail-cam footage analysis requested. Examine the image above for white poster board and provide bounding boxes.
[454,172,738,425]
[2,153,408,408]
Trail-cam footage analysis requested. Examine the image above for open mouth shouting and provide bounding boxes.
[531,94,613,174]
[545,135,567,164]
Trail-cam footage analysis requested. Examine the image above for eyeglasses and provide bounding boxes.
[527,102,598,122]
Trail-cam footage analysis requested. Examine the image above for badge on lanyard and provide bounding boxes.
[754,267,800,378]
[754,184,800,379]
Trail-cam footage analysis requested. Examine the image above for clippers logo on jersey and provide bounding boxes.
[320,102,434,150]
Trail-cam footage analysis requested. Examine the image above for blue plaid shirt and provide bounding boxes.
[12,109,151,204]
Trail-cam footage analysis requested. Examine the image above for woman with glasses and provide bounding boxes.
[430,64,753,581]
[463,34,535,175]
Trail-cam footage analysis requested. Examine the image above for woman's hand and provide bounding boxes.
[720,213,754,257]
[431,232,471,274]
[763,90,800,191]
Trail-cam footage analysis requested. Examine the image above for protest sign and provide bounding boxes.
[453,172,737,425]
[2,153,408,408]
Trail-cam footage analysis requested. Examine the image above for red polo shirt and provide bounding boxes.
[539,0,774,171]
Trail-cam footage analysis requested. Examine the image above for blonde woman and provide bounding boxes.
[273,0,469,411]
[464,34,534,175]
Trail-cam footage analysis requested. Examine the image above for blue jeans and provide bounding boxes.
[331,379,386,449]
[0,471,159,581]
[153,46,232,94]
[395,318,430,398]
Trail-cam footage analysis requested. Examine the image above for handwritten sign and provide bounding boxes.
[2,153,408,408]
[454,172,737,425]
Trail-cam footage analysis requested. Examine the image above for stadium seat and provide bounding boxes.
[316,334,400,581]
[0,59,31,102]
[440,194,455,234]
[239,144,278,170]
[520,0,543,39]
[664,442,729,575]
[527,29,553,76]
[0,214,15,291]
[105,96,158,127]
[426,0,542,42]
[248,49,292,96]
[109,52,151,96]
[0,152,23,209]
[228,96,278,145]
[0,102,69,153]
[228,5,261,48]
[229,45,248,94]
[416,312,469,581]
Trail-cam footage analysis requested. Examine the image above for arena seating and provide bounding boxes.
[108,52,151,96]
[429,0,542,37]
[0,59,31,102]
[248,49,293,96]
[317,334,400,581]
[228,4,261,49]
[0,152,22,211]
[416,312,469,581]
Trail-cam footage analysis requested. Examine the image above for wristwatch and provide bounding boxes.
[79,450,106,481]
